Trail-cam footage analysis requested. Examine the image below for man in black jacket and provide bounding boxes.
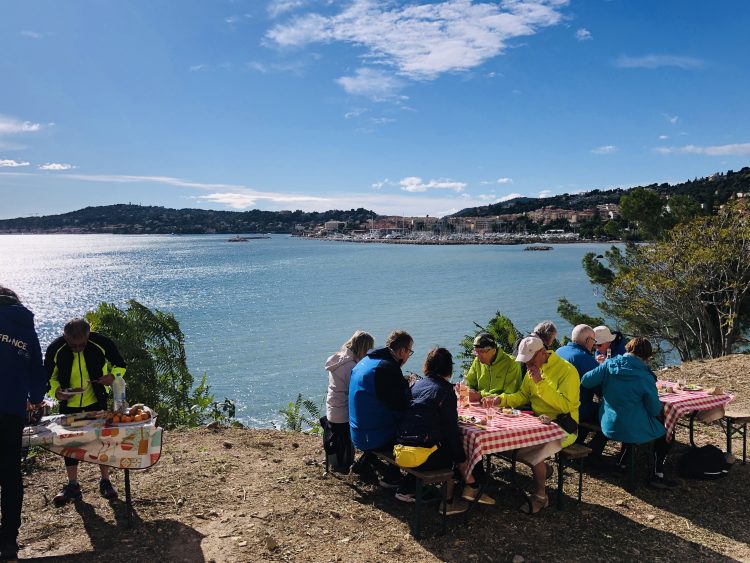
[0,286,48,561]
[45,318,126,506]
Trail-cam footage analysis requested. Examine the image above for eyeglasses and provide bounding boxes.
[407,348,415,357]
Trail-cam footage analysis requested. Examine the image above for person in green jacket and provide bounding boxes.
[465,333,522,402]
[498,335,580,514]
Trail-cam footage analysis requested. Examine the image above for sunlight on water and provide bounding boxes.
[1,234,611,426]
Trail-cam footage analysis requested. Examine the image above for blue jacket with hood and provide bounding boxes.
[556,342,600,422]
[349,346,410,451]
[0,295,48,418]
[580,353,664,444]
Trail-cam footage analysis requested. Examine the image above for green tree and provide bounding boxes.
[557,297,604,328]
[619,188,665,239]
[86,300,217,428]
[579,206,750,360]
[665,194,701,226]
[458,312,522,372]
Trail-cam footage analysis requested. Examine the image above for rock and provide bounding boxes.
[645,514,656,522]
[238,540,247,547]
[615,500,626,507]
[176,498,184,506]
[205,421,221,430]
[265,536,278,551]
[512,556,525,563]
[223,441,234,449]
[292,442,299,448]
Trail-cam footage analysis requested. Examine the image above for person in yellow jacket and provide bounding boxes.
[498,335,580,514]
[465,333,522,402]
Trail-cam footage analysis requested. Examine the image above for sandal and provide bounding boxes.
[520,493,549,514]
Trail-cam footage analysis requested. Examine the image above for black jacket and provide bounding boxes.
[44,331,126,412]
[397,374,466,463]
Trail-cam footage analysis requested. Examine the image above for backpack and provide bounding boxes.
[677,445,731,480]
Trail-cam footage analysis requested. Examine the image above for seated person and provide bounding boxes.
[511,320,558,376]
[465,333,522,402]
[498,335,580,513]
[349,330,413,488]
[555,325,607,458]
[593,325,626,362]
[581,337,677,488]
[395,348,470,515]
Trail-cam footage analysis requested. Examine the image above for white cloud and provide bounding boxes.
[538,189,552,198]
[190,64,209,72]
[575,28,592,41]
[496,177,513,184]
[195,191,327,209]
[591,145,618,155]
[344,108,368,119]
[614,54,705,70]
[663,113,679,124]
[21,30,44,39]
[336,68,405,99]
[371,178,394,189]
[654,143,750,156]
[0,115,42,134]
[225,14,252,25]
[267,0,568,80]
[399,176,467,193]
[499,192,522,202]
[659,135,669,140]
[39,163,74,171]
[268,0,309,18]
[0,159,30,167]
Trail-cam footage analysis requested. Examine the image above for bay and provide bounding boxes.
[1,234,611,426]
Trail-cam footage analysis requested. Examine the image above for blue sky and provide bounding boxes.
[1,0,748,219]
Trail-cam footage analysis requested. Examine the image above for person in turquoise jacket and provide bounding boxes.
[465,333,521,401]
[580,337,677,489]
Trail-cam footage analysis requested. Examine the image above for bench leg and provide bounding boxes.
[688,412,697,448]
[412,478,423,539]
[577,458,584,504]
[726,418,733,457]
[556,454,564,510]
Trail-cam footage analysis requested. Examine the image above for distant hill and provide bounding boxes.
[452,167,750,217]
[0,204,376,234]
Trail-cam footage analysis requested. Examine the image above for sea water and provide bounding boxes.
[1,234,612,426]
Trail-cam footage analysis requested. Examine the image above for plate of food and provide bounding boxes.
[500,408,521,417]
[657,384,675,394]
[62,387,85,395]
[682,384,703,392]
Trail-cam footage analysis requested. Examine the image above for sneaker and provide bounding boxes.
[395,486,442,503]
[438,498,469,516]
[649,475,679,489]
[461,484,496,506]
[378,475,401,489]
[53,482,82,507]
[99,478,118,500]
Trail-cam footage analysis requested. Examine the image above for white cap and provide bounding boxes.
[515,336,545,363]
[593,326,616,344]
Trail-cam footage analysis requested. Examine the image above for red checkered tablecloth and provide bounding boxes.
[458,405,567,478]
[657,380,734,442]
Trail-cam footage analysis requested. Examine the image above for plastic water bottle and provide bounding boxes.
[112,375,128,411]
[606,348,612,360]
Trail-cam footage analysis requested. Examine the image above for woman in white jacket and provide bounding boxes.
[324,330,374,472]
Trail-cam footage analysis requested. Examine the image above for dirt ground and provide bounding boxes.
[15,354,750,562]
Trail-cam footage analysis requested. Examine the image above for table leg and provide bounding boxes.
[125,468,133,528]
[688,412,697,447]
[726,418,733,456]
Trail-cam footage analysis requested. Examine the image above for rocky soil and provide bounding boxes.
[15,354,750,562]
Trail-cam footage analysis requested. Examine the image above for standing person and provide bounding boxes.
[349,330,413,488]
[0,286,48,561]
[394,348,470,515]
[498,335,580,513]
[45,318,126,506]
[324,330,375,472]
[581,337,677,488]
[464,333,522,402]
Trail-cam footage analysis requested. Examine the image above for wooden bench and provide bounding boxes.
[371,450,454,539]
[721,410,750,465]
[579,421,602,433]
[555,443,591,509]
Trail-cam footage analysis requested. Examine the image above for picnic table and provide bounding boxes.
[656,380,734,444]
[23,409,163,525]
[457,405,567,478]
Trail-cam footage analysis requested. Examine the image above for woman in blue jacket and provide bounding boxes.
[581,337,677,489]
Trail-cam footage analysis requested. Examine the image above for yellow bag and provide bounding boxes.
[393,444,438,468]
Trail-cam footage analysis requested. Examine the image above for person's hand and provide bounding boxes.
[468,389,482,403]
[55,388,74,401]
[595,353,605,364]
[97,374,115,386]
[528,364,542,383]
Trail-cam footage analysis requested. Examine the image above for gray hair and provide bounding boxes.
[533,320,558,346]
[344,330,375,362]
[571,324,594,345]
[63,318,90,339]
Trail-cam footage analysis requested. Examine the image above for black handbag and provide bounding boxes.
[555,413,579,434]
